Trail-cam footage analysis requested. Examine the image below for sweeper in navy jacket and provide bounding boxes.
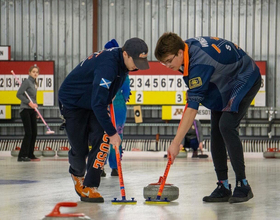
[58,38,149,203]
[155,32,261,204]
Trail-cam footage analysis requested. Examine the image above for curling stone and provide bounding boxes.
[34,147,43,157]
[177,149,188,158]
[57,146,69,157]
[42,202,91,220]
[274,150,280,158]
[143,176,179,201]
[263,148,277,158]
[11,147,21,157]
[43,147,56,157]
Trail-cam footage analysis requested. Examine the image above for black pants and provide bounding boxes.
[210,76,261,181]
[19,109,37,158]
[61,107,109,188]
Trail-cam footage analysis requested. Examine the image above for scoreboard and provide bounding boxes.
[0,61,54,106]
[128,62,188,105]
[0,60,266,107]
[128,61,266,106]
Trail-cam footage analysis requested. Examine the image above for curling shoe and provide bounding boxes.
[111,169,118,176]
[80,187,104,203]
[18,157,31,162]
[101,169,106,177]
[203,182,232,202]
[228,180,254,203]
[71,174,84,197]
[30,156,40,161]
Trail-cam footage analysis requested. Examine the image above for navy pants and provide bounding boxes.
[183,138,199,151]
[210,76,261,181]
[19,109,37,158]
[62,107,109,187]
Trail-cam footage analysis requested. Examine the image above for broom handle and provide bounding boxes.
[110,103,126,200]
[156,155,172,200]
[156,103,188,200]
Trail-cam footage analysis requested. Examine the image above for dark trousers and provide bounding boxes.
[211,76,261,181]
[183,138,199,151]
[62,107,109,187]
[19,109,37,158]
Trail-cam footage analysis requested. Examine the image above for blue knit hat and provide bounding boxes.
[104,39,119,49]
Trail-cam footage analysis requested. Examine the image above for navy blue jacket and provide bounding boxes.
[181,37,261,112]
[58,48,128,136]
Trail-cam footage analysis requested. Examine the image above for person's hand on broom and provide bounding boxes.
[109,132,122,149]
[28,102,38,109]
[167,140,181,164]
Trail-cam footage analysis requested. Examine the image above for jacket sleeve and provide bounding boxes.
[187,64,215,110]
[121,75,131,102]
[16,80,30,104]
[91,66,117,136]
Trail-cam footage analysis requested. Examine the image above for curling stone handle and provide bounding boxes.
[45,202,85,217]
[49,202,77,215]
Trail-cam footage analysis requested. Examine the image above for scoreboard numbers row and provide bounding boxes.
[0,75,54,91]
[129,75,187,91]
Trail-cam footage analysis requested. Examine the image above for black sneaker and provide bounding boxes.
[192,150,198,158]
[29,156,40,161]
[203,182,232,202]
[111,169,118,176]
[228,181,254,203]
[101,169,106,177]
[18,157,31,162]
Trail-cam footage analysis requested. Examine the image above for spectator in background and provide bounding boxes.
[16,65,40,162]
[181,119,207,158]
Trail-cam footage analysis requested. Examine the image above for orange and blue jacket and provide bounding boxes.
[182,36,261,112]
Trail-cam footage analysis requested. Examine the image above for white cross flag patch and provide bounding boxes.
[99,78,112,89]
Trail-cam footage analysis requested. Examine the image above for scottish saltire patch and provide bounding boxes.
[99,78,112,89]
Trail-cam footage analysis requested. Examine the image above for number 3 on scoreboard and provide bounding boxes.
[135,91,143,104]
[176,92,183,104]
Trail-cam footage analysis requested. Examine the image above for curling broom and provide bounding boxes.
[109,103,137,205]
[145,103,188,204]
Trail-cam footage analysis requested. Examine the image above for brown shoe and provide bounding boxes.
[71,174,84,197]
[80,187,104,203]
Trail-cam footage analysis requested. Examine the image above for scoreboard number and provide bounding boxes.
[129,75,136,91]
[135,91,143,104]
[135,75,144,91]
[175,92,183,104]
[143,75,152,91]
[5,76,13,91]
[167,75,176,91]
[45,75,54,90]
[175,75,184,91]
[0,76,5,90]
[37,75,45,90]
[151,75,160,91]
